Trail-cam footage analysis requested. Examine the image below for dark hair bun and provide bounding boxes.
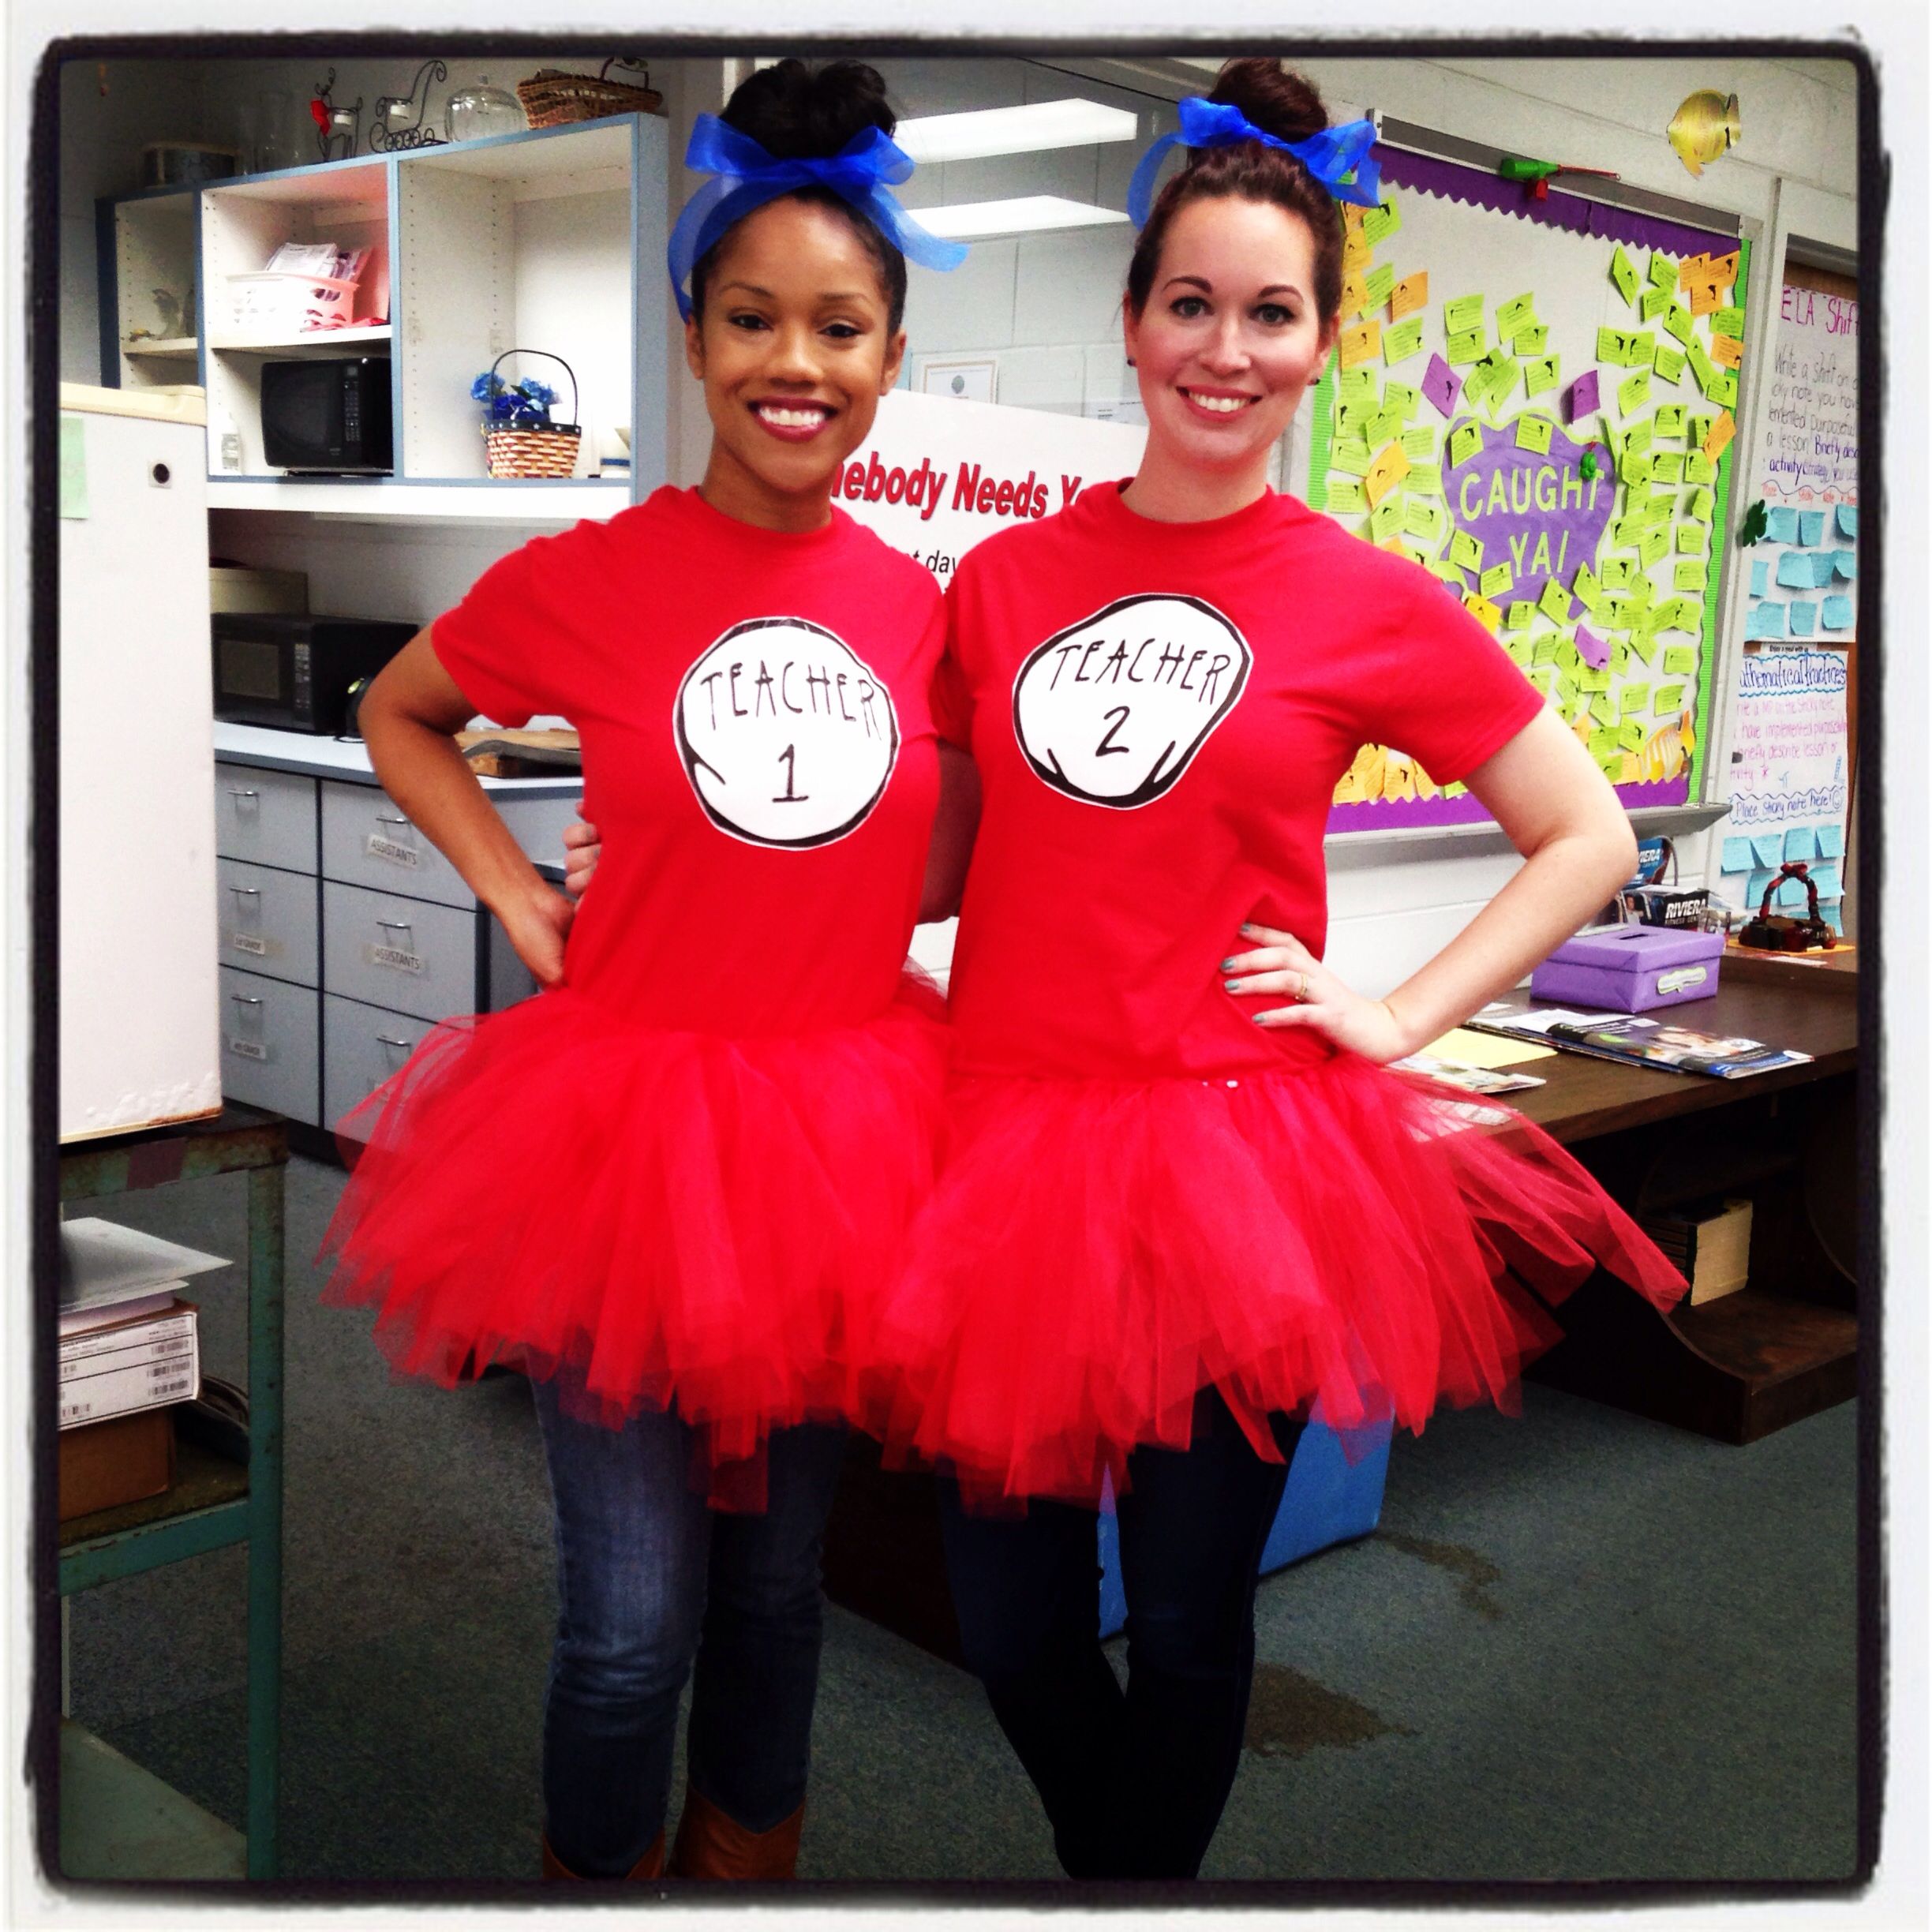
[1208,56,1329,147]
[721,58,897,157]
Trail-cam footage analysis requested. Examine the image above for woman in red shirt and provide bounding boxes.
[858,58,1686,1879]
[318,61,970,1881]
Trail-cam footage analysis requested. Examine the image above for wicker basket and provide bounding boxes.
[516,60,662,129]
[480,350,582,479]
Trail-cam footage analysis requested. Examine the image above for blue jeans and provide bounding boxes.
[530,1372,846,1875]
[941,1389,1302,1879]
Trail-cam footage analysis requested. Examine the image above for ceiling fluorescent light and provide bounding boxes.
[916,197,1132,240]
[897,99,1139,164]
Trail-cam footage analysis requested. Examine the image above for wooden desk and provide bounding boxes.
[1496,978,1859,1445]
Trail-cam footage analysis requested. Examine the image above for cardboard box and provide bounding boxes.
[58,1409,174,1522]
[1530,923,1724,1013]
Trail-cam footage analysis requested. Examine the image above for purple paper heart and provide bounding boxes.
[1574,624,1609,672]
[1564,369,1600,422]
[1443,418,1616,605]
[1422,354,1462,418]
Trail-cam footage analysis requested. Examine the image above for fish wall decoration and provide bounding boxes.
[1668,91,1741,178]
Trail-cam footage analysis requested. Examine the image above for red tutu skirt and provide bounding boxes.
[863,1053,1686,1507]
[319,972,948,1491]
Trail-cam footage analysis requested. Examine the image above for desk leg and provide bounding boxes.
[245,1163,284,1881]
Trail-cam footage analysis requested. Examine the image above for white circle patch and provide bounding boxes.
[1011,593,1252,809]
[675,617,899,848]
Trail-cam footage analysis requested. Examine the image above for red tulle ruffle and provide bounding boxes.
[861,1054,1686,1507]
[319,973,948,1489]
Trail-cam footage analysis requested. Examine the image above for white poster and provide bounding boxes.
[837,388,1146,581]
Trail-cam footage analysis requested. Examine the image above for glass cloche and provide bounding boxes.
[447,76,525,142]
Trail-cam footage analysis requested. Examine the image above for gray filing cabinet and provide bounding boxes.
[212,729,582,1133]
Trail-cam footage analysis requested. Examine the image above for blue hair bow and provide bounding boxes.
[1125,97,1383,227]
[668,114,968,321]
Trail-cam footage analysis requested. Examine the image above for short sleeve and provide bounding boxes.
[1357,570,1547,784]
[430,523,605,730]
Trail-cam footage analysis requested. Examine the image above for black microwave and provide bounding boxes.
[260,357,393,473]
[213,615,417,733]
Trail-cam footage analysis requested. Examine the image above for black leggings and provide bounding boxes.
[940,1390,1302,1879]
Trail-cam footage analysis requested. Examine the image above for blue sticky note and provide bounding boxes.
[1832,549,1856,580]
[1784,825,1818,862]
[1810,862,1841,898]
[1750,560,1769,597]
[1810,552,1840,587]
[1836,504,1859,537]
[1766,506,1799,544]
[1817,823,1844,859]
[1746,868,1775,906]
[1777,552,1816,588]
[1822,593,1854,630]
[1797,509,1826,546]
[1720,835,1754,873]
[1788,600,1818,636]
[1746,601,1788,640]
[1751,833,1785,869]
[1818,901,1842,934]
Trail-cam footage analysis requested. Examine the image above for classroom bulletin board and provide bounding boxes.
[1307,142,1750,833]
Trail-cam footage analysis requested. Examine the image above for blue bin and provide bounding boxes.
[1096,1418,1392,1638]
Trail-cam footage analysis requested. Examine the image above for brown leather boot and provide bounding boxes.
[668,1785,804,1880]
[541,1830,665,1879]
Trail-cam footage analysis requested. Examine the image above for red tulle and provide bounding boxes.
[318,972,948,1496]
[861,1054,1687,1508]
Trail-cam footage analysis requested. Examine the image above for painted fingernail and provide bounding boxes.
[1219,957,1235,972]
[1223,979,1241,993]
[1240,923,1258,935]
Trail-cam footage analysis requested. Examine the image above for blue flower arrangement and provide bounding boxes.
[471,369,559,429]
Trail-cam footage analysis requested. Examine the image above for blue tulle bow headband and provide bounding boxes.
[1125,98,1383,227]
[668,115,968,321]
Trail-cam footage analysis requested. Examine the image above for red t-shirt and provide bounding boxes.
[938,481,1546,1081]
[433,486,948,1035]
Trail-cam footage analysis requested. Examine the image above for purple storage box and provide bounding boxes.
[1530,923,1723,1012]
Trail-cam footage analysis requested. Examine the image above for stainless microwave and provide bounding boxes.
[212,615,417,734]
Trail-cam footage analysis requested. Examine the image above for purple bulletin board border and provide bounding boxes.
[1324,141,1739,834]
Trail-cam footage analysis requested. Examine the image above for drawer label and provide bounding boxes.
[366,833,421,869]
[367,942,426,975]
[225,1035,271,1061]
[229,931,271,957]
[1656,965,1709,994]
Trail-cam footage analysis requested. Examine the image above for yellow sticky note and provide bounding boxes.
[1710,333,1743,369]
[1390,271,1428,320]
[1610,245,1639,306]
[1448,530,1485,573]
[1339,320,1382,369]
[1703,410,1736,461]
[1341,271,1371,320]
[1688,279,1722,316]
[1480,561,1514,600]
[1462,593,1502,635]
[1427,1027,1557,1069]
[1362,198,1401,246]
[1449,421,1483,468]
[1364,443,1410,508]
[1383,316,1425,365]
[1540,578,1574,625]
[1342,226,1371,271]
[1515,414,1554,455]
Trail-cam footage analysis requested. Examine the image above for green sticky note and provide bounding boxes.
[1363,262,1396,311]
[1648,249,1678,290]
[1449,421,1483,468]
[1654,403,1687,439]
[1624,420,1653,456]
[1589,727,1619,758]
[1496,291,1536,337]
[1687,485,1714,522]
[1540,578,1574,624]
[1383,316,1425,365]
[1461,362,1493,411]
[1621,681,1649,715]
[1710,372,1738,408]
[1514,323,1548,357]
[1640,286,1671,323]
[1480,561,1514,599]
[1400,426,1436,461]
[1506,600,1535,631]
[1713,305,1746,338]
[1370,496,1403,542]
[1324,475,1365,513]
[1591,690,1619,728]
[1409,462,1443,497]
[1619,719,1648,753]
[1383,381,1420,420]
[1503,635,1533,666]
[1688,339,1717,388]
[1444,293,1485,334]
[1449,530,1485,572]
[1685,451,1716,486]
[1330,440,1374,478]
[1514,414,1554,455]
[1661,302,1694,346]
[1532,635,1561,666]
[1617,368,1652,416]
[1663,646,1696,676]
[1654,682,1686,713]
[1601,556,1634,590]
[1595,325,1628,365]
[1523,354,1561,398]
[1447,327,1486,367]
[1574,561,1600,605]
[1626,570,1655,608]
[1428,557,1464,586]
[1338,397,1376,430]
[1611,638,1634,678]
[1641,526,1669,567]
[1402,498,1444,542]
[1339,372,1378,407]
[1675,559,1709,593]
[1367,410,1402,447]
[59,415,88,520]
[1687,413,1713,449]
[1650,450,1685,485]
[1555,636,1583,675]
[1675,522,1708,556]
[1484,357,1521,406]
[1618,452,1653,488]
[1653,343,1687,384]
[1610,245,1639,306]
[1362,197,1401,245]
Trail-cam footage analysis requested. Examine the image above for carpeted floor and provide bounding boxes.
[57,1154,1861,1886]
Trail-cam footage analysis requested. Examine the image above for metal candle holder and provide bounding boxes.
[372,60,447,151]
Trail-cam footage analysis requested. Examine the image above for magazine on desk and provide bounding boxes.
[1465,1004,1814,1079]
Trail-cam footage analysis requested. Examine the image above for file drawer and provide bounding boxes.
[324,992,441,1133]
[216,857,319,988]
[213,762,316,873]
[322,880,477,1023]
[217,967,320,1125]
[320,779,475,911]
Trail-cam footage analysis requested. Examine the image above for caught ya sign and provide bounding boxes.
[1447,419,1614,592]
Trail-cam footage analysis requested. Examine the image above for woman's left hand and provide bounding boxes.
[1219,923,1416,1065]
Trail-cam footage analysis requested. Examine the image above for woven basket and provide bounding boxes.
[480,349,582,479]
[516,60,662,129]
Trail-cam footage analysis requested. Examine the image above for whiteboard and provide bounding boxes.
[1305,144,1748,833]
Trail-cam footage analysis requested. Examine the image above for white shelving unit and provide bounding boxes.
[100,186,200,391]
